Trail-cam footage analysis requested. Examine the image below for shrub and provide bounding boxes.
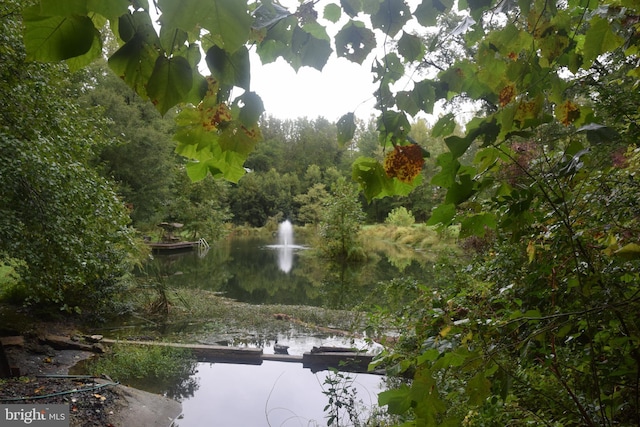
[385,207,415,227]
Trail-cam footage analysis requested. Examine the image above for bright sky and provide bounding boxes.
[248,0,425,122]
[250,53,378,122]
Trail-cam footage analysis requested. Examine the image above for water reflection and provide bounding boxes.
[143,235,438,309]
[171,361,384,427]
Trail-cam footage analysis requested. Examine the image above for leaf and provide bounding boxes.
[337,113,356,146]
[205,45,251,90]
[459,213,496,238]
[87,0,130,19]
[235,92,265,127]
[108,12,160,97]
[466,372,491,406]
[370,0,410,37]
[426,203,456,227]
[290,25,332,71]
[186,161,209,182]
[147,56,193,115]
[445,135,473,159]
[335,20,376,64]
[252,3,290,29]
[397,31,425,62]
[36,0,89,16]
[23,8,98,62]
[377,110,410,144]
[431,153,459,188]
[583,16,624,67]
[158,0,252,53]
[65,26,103,72]
[352,157,420,201]
[432,113,456,137]
[614,243,640,260]
[446,172,475,205]
[378,385,412,415]
[323,4,341,23]
[340,0,363,18]
[414,0,452,26]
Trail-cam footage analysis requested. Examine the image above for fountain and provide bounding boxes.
[276,220,294,273]
[278,220,294,247]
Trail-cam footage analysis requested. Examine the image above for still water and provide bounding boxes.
[172,361,384,427]
[145,234,434,309]
[132,232,435,426]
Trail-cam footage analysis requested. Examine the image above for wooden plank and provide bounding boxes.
[100,339,378,373]
[101,339,264,365]
[302,352,373,373]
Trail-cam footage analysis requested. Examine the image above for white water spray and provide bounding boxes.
[278,220,294,247]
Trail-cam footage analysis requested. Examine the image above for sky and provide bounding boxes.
[247,0,426,123]
[249,53,379,122]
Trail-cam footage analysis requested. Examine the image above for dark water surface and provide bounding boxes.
[144,235,435,310]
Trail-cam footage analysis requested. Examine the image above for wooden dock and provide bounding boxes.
[101,339,376,374]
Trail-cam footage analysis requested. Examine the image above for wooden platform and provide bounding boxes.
[146,241,199,252]
[101,339,376,373]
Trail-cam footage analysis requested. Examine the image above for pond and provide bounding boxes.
[144,230,437,310]
[172,361,385,427]
[97,227,438,426]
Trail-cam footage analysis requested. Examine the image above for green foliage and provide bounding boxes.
[319,177,365,261]
[0,4,137,315]
[165,172,232,241]
[385,207,415,227]
[86,343,197,398]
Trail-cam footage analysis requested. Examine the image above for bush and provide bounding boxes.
[385,207,415,227]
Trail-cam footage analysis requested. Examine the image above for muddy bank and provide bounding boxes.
[0,329,181,427]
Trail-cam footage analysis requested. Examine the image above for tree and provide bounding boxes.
[319,177,365,260]
[77,60,178,226]
[0,2,137,314]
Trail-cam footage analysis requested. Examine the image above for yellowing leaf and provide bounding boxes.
[527,240,536,263]
[439,325,452,338]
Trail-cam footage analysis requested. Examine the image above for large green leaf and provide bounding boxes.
[431,153,460,188]
[414,0,449,26]
[432,113,456,137]
[108,32,159,98]
[290,25,332,71]
[158,0,251,53]
[352,157,420,200]
[397,31,425,62]
[370,0,410,37]
[335,20,376,64]
[459,213,497,237]
[147,56,193,115]
[583,16,624,67]
[23,7,97,61]
[87,0,130,19]
[205,46,251,90]
[340,0,363,17]
[426,203,456,226]
[64,25,102,71]
[323,4,342,23]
